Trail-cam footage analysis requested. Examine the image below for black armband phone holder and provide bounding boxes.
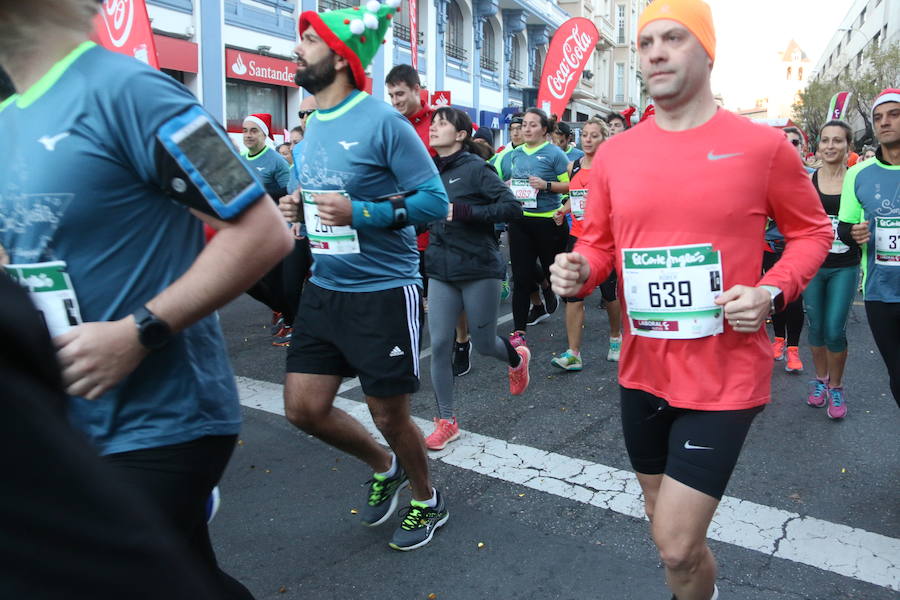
[389,197,409,229]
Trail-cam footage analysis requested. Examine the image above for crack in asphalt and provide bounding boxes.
[234,377,900,593]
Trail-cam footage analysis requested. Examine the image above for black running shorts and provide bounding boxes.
[562,235,618,304]
[286,283,423,397]
[598,270,617,303]
[619,386,764,500]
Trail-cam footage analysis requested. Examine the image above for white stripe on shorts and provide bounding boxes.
[403,285,420,377]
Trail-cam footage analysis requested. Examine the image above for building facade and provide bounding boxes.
[148,0,304,145]
[811,0,899,83]
[734,40,812,121]
[607,0,648,115]
[810,0,899,140]
[146,0,648,146]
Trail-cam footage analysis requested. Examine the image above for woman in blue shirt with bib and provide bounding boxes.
[499,108,570,348]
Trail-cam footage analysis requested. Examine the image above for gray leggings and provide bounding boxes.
[427,278,514,419]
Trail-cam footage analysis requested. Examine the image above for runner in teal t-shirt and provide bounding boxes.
[499,109,570,345]
[278,2,450,553]
[1,8,292,593]
[241,114,291,200]
[552,121,584,162]
[837,92,900,407]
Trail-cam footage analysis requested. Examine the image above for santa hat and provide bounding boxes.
[873,88,900,117]
[244,113,273,139]
[298,0,401,91]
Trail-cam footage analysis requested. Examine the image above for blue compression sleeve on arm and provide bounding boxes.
[351,174,448,228]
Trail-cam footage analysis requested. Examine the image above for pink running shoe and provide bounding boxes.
[826,387,847,420]
[807,379,827,408]
[424,418,460,450]
[508,346,531,395]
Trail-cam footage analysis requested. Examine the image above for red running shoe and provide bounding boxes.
[424,418,460,450]
[508,346,531,395]
[771,337,786,361]
[785,346,803,373]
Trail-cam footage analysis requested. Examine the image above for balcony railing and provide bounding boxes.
[480,55,498,72]
[446,43,468,62]
[225,0,297,39]
[392,23,425,47]
[318,0,354,10]
[147,0,193,13]
[509,67,523,82]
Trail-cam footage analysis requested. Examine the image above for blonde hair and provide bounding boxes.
[582,117,610,140]
[0,1,98,63]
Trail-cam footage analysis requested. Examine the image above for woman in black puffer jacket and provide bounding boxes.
[422,107,529,451]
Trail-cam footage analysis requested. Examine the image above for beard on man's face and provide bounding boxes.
[294,54,338,93]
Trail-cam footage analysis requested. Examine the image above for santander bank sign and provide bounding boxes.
[226,48,298,88]
[537,18,599,118]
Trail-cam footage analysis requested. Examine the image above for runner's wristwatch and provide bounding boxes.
[760,285,782,315]
[133,305,173,350]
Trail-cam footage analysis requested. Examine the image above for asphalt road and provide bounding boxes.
[211,286,899,600]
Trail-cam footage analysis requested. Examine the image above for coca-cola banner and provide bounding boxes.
[226,49,299,88]
[409,0,418,70]
[536,18,599,118]
[92,0,159,69]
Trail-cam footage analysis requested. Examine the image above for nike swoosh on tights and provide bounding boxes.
[683,440,715,450]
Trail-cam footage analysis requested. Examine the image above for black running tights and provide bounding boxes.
[104,436,255,600]
[865,301,900,408]
[508,217,569,332]
[773,297,804,346]
[763,251,803,346]
[247,237,312,326]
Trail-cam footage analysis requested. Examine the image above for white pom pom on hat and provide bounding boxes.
[366,0,381,12]
[385,0,402,8]
[349,18,365,35]
[363,12,379,29]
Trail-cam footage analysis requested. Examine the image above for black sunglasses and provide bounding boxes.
[298,110,315,119]
[789,139,801,146]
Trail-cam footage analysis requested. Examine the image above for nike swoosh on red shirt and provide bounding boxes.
[707,151,743,161]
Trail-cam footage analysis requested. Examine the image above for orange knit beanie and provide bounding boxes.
[637,0,716,61]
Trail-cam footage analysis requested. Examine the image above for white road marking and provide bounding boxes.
[236,375,899,592]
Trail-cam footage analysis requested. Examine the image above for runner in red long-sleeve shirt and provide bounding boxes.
[549,2,831,599]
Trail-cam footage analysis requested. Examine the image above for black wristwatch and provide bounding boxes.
[545,181,553,191]
[132,305,173,350]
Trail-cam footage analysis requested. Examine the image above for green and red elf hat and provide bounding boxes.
[298,0,402,90]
